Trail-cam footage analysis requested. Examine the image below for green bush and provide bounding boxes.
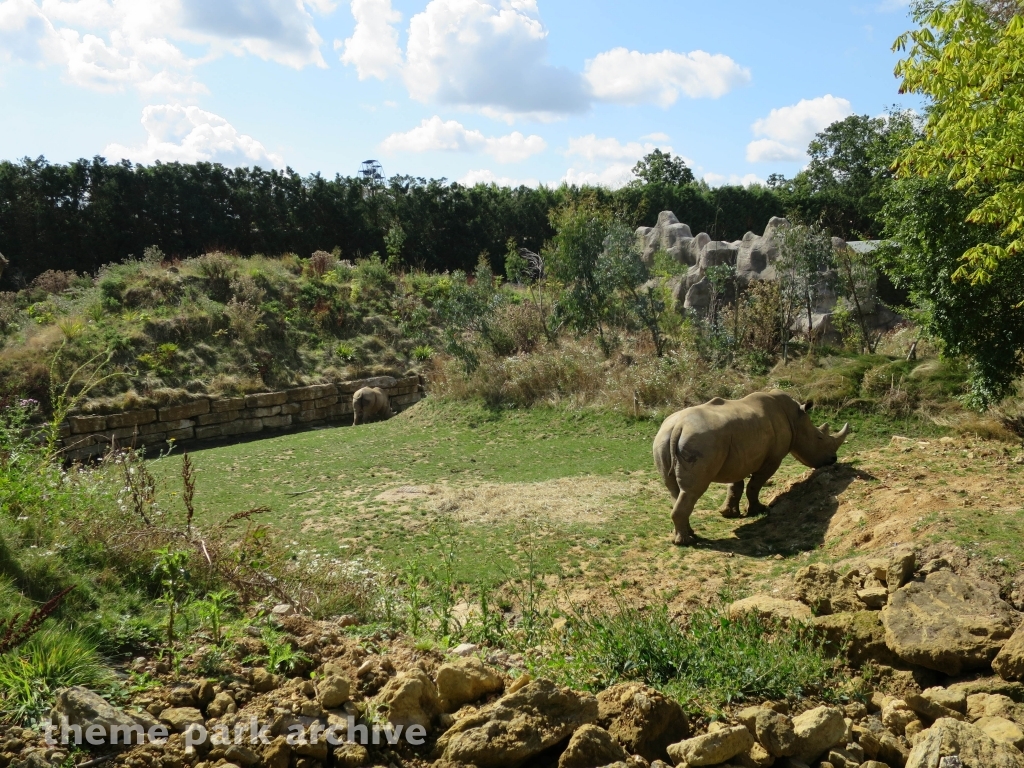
[541,604,841,711]
[0,627,113,726]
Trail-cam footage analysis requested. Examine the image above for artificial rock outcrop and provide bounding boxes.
[636,211,902,339]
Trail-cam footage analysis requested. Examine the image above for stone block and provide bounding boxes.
[166,427,195,441]
[262,415,293,429]
[196,410,241,426]
[313,396,338,408]
[325,403,352,419]
[287,385,320,402]
[245,391,287,408]
[63,434,97,449]
[98,426,143,442]
[106,409,157,428]
[393,393,421,407]
[280,402,300,415]
[195,425,225,440]
[58,421,71,438]
[159,399,210,421]
[69,415,106,433]
[211,396,246,413]
[298,408,327,423]
[66,443,107,461]
[252,406,281,418]
[138,431,169,446]
[221,418,264,436]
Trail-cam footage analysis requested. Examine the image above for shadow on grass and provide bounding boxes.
[692,462,877,557]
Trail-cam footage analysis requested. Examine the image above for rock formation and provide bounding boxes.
[636,211,902,341]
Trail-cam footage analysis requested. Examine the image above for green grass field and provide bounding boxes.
[148,398,957,602]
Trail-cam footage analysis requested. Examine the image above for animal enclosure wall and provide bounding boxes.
[57,375,425,460]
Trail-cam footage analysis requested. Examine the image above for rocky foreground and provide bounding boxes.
[5,550,1024,768]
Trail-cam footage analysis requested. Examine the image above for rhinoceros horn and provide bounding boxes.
[833,423,850,446]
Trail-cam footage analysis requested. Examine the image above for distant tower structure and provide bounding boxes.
[359,159,384,186]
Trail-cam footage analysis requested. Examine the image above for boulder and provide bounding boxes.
[966,693,1024,724]
[755,709,797,757]
[858,586,890,610]
[596,682,689,762]
[159,707,204,733]
[906,717,1024,768]
[790,706,847,763]
[334,743,369,768]
[884,699,924,736]
[794,565,866,615]
[49,687,156,747]
[557,724,629,768]
[906,693,965,722]
[206,692,236,719]
[435,657,504,712]
[887,550,917,593]
[922,687,969,715]
[251,668,279,693]
[432,678,598,768]
[375,669,441,730]
[993,622,1024,681]
[742,741,777,767]
[812,611,898,666]
[949,678,1024,701]
[316,675,352,709]
[666,724,753,766]
[728,595,812,623]
[975,716,1024,750]
[261,737,290,768]
[881,571,1019,675]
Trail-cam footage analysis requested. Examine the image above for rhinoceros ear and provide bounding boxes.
[801,400,814,413]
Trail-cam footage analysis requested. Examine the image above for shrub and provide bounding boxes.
[31,270,78,296]
[309,251,334,278]
[230,274,266,306]
[541,604,841,711]
[224,299,264,344]
[0,627,113,726]
[197,253,235,301]
[0,293,17,334]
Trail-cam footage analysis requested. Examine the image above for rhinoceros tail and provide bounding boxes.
[668,422,685,476]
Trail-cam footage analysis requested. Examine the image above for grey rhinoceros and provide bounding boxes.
[352,386,393,425]
[653,391,848,545]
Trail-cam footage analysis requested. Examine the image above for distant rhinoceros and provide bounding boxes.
[653,391,848,545]
[352,386,393,425]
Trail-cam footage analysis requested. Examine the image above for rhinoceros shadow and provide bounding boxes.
[695,462,876,557]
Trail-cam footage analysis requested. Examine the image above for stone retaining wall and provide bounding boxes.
[58,375,425,461]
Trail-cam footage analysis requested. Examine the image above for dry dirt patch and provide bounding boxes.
[382,475,653,526]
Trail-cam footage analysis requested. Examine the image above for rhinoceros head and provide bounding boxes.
[790,400,849,469]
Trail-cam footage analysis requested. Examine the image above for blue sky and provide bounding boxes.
[0,0,921,188]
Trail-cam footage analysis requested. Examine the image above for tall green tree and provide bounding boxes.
[894,0,1024,283]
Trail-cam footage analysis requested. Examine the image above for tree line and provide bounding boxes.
[0,153,806,290]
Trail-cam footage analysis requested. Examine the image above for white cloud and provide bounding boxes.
[560,162,635,189]
[459,168,539,187]
[584,47,751,106]
[380,115,546,162]
[337,0,402,80]
[336,0,749,118]
[703,172,765,188]
[642,131,671,143]
[0,0,61,63]
[746,94,853,163]
[0,0,326,95]
[566,134,675,163]
[104,105,284,167]
[401,0,588,115]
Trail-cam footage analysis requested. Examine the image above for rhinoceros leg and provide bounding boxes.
[670,481,709,546]
[719,481,744,519]
[746,457,782,516]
